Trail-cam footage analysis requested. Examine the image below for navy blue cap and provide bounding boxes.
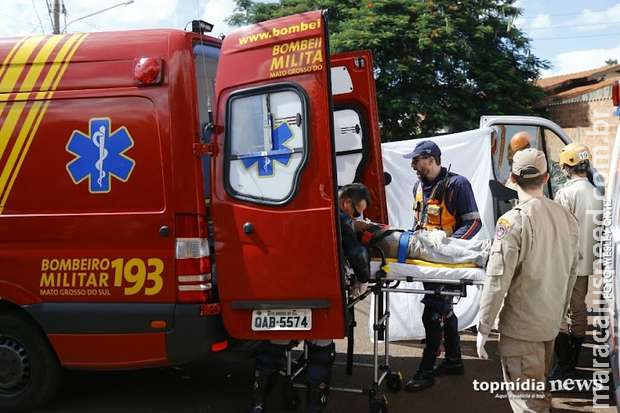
[403,140,441,160]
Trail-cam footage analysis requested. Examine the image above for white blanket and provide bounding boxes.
[370,261,486,282]
[369,128,494,341]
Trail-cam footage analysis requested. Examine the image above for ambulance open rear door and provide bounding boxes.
[330,50,388,224]
[211,11,347,340]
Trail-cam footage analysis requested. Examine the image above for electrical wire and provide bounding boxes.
[62,0,67,33]
[45,0,54,30]
[521,8,619,18]
[534,32,620,41]
[32,0,46,34]
[525,20,620,31]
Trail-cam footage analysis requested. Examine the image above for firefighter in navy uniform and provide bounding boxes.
[402,140,482,392]
[250,183,371,413]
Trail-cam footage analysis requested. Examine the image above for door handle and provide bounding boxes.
[159,226,170,237]
[243,222,254,234]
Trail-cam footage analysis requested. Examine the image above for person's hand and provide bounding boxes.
[427,229,447,247]
[351,281,368,298]
[476,332,489,360]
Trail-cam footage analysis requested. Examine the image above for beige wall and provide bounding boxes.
[547,99,619,179]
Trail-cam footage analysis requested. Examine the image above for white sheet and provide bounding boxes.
[381,127,495,239]
[370,261,486,282]
[370,128,495,341]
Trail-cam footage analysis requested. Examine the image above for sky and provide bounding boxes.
[1,0,619,78]
[514,0,620,76]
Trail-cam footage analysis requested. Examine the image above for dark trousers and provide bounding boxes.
[419,300,461,371]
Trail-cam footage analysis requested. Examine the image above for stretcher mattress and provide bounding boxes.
[367,259,486,341]
[370,258,486,282]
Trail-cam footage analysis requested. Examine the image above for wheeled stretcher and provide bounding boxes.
[280,250,486,413]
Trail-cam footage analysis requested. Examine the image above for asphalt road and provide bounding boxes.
[35,293,617,413]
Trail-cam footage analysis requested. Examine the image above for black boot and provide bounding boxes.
[250,342,287,413]
[549,333,574,381]
[305,342,335,413]
[437,311,464,376]
[404,369,435,392]
[434,357,465,376]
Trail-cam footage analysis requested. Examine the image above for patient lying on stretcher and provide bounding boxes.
[355,222,491,268]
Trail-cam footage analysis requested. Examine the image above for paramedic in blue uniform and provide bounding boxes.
[402,140,482,392]
[250,183,371,413]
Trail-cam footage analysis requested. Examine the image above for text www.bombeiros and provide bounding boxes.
[238,18,321,46]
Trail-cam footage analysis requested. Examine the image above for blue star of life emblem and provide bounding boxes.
[240,123,294,176]
[66,118,135,193]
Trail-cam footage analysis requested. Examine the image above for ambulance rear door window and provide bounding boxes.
[334,108,365,187]
[225,85,307,204]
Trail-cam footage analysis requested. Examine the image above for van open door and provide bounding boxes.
[330,51,388,224]
[480,115,578,220]
[211,11,347,340]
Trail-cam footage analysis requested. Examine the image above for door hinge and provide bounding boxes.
[193,142,218,157]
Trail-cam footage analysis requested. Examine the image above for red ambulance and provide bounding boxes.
[0,10,388,411]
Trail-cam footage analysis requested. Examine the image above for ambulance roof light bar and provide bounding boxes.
[192,20,214,34]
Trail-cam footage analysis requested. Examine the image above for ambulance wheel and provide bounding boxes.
[386,370,403,393]
[369,394,388,413]
[282,380,300,409]
[0,312,62,412]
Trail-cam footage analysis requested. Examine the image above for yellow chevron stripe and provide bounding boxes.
[0,37,27,83]
[45,34,87,93]
[0,36,62,113]
[0,101,47,209]
[0,36,44,94]
[0,35,65,172]
[0,36,47,140]
[37,33,83,96]
[20,35,64,91]
[0,101,26,162]
[0,34,88,211]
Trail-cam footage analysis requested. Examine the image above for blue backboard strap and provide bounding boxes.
[397,231,412,263]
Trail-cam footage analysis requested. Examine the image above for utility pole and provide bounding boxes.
[52,0,61,34]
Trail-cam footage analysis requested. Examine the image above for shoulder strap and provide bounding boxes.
[413,181,420,197]
[432,172,455,202]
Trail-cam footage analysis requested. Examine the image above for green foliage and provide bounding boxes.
[228,0,548,141]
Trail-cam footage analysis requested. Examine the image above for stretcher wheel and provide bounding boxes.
[369,394,388,413]
[386,370,403,393]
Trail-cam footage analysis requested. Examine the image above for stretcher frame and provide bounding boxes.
[280,254,485,413]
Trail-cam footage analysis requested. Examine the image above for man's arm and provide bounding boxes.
[449,176,482,239]
[554,187,574,214]
[477,214,522,335]
[563,238,580,317]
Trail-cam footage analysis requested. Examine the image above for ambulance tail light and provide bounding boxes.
[613,80,620,107]
[175,215,212,303]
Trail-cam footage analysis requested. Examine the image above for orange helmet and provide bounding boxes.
[509,131,532,152]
